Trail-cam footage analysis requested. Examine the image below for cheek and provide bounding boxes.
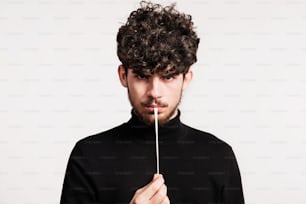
[128,82,147,98]
[167,82,183,95]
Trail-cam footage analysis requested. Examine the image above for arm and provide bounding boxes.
[222,147,245,204]
[60,143,97,204]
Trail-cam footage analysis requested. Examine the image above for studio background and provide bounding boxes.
[0,0,305,203]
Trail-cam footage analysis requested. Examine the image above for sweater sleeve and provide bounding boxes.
[222,146,245,204]
[60,141,97,204]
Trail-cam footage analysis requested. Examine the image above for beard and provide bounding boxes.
[127,89,183,126]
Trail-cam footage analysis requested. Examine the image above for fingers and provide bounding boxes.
[161,195,170,204]
[150,183,168,203]
[130,174,170,204]
[141,174,165,199]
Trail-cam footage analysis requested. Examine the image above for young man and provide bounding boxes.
[60,2,244,204]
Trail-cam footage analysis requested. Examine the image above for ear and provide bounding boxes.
[182,69,193,91]
[118,65,128,88]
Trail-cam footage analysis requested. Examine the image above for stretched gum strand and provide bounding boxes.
[154,107,159,174]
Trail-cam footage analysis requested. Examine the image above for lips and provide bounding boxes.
[145,106,164,113]
[141,100,168,113]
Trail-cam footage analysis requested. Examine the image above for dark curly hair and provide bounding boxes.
[117,1,200,76]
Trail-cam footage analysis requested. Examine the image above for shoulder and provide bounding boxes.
[72,122,128,151]
[182,123,234,155]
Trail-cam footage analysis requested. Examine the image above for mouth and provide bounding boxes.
[141,100,168,114]
[144,105,165,113]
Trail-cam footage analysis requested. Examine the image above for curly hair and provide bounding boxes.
[117,1,200,76]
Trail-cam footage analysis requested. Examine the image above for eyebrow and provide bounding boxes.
[132,71,151,77]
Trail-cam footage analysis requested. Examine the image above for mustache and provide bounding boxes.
[141,98,168,107]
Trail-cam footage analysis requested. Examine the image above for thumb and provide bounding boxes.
[153,173,163,181]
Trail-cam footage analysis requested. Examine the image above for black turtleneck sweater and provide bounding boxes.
[60,111,244,204]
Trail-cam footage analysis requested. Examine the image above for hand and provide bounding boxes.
[129,174,170,204]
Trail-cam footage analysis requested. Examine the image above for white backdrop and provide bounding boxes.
[1,0,306,203]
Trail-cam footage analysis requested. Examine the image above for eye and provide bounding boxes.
[162,74,175,81]
[134,74,148,80]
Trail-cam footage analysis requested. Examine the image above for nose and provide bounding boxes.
[146,76,161,99]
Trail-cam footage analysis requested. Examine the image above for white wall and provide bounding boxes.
[0,0,306,203]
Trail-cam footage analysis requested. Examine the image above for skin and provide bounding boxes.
[118,65,193,203]
[129,174,169,204]
[118,65,193,126]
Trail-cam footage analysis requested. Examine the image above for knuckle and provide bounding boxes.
[155,188,167,201]
[151,183,159,192]
[159,184,167,195]
[135,189,142,194]
[133,196,144,204]
[164,196,170,204]
[160,186,167,195]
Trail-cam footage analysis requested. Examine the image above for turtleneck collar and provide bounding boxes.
[125,109,185,140]
[128,109,181,127]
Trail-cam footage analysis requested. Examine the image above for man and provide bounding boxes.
[60,1,244,204]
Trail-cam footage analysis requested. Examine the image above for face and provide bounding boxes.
[118,66,193,126]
